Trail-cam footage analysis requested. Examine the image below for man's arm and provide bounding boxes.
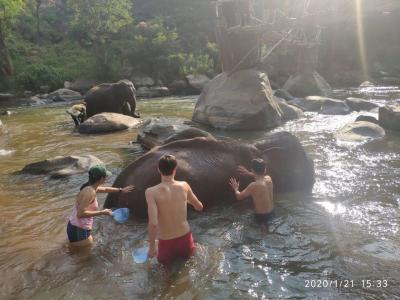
[146,188,158,258]
[186,183,203,211]
[229,178,253,201]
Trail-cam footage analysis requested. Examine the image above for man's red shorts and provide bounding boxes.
[157,231,196,265]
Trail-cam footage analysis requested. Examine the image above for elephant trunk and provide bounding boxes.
[128,87,140,118]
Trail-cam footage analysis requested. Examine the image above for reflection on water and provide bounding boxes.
[0,90,400,299]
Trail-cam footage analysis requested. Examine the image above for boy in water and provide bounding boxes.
[229,158,274,223]
[146,154,203,265]
[67,102,86,126]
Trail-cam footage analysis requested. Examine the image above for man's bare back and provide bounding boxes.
[146,180,202,240]
[146,154,203,262]
[245,176,273,214]
[229,158,274,216]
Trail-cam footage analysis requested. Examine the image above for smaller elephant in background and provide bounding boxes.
[85,79,140,119]
[67,80,140,126]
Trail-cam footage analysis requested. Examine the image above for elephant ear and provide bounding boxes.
[117,80,136,92]
[114,81,127,90]
[111,82,128,99]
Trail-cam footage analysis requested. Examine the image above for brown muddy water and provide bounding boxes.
[0,90,399,299]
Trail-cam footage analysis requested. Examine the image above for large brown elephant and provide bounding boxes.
[84,79,140,119]
[105,132,315,218]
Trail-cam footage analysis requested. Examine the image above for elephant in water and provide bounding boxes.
[67,80,139,126]
[105,132,315,218]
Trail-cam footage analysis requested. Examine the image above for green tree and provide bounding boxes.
[0,0,25,76]
[68,0,133,77]
[127,19,179,81]
[134,0,216,54]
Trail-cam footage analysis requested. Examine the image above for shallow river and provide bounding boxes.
[0,88,399,299]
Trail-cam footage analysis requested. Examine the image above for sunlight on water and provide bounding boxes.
[316,201,347,216]
[0,149,14,156]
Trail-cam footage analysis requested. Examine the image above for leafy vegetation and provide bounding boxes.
[0,0,25,76]
[0,0,219,92]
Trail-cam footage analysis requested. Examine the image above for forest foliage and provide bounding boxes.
[0,0,219,92]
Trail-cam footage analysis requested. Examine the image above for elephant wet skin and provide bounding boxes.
[85,79,140,119]
[105,132,315,218]
[67,80,140,126]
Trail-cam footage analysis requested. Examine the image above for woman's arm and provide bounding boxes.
[77,189,112,218]
[78,209,111,218]
[97,185,135,193]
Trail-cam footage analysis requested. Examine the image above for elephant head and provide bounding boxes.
[113,80,139,117]
[255,132,315,192]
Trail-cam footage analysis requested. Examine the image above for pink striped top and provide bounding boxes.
[69,197,99,230]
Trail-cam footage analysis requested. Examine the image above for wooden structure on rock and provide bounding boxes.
[215,0,400,75]
[215,0,322,74]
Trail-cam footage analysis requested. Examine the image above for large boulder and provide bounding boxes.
[78,113,142,134]
[380,77,400,85]
[20,155,103,179]
[379,104,400,131]
[0,93,14,101]
[289,96,327,112]
[335,121,385,142]
[27,96,48,106]
[23,91,34,97]
[68,78,98,94]
[193,69,282,130]
[355,115,379,124]
[137,117,214,149]
[345,97,378,112]
[185,74,210,92]
[168,80,192,95]
[360,81,374,87]
[49,89,83,102]
[39,85,50,93]
[282,71,332,97]
[289,96,350,115]
[274,89,295,101]
[131,75,155,87]
[274,97,303,121]
[0,110,13,116]
[136,86,170,98]
[320,99,351,115]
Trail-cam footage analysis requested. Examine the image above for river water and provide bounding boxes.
[0,88,399,299]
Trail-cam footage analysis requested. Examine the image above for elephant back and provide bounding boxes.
[85,83,113,98]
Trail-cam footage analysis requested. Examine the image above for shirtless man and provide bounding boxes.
[229,158,274,224]
[146,154,203,265]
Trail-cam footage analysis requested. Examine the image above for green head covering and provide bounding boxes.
[88,165,112,183]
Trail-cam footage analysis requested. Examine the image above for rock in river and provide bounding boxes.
[137,117,214,149]
[21,155,104,178]
[78,113,142,134]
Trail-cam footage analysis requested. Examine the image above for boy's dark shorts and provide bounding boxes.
[254,211,275,224]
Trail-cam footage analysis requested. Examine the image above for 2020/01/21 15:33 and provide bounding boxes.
[304,279,389,289]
